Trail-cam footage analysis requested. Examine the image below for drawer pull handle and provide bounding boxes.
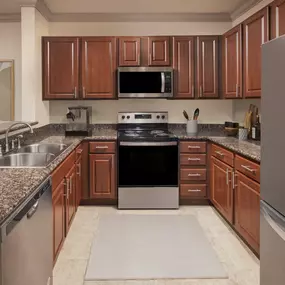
[95,146,108,149]
[188,173,201,177]
[241,165,256,173]
[188,189,201,192]
[215,151,224,156]
[77,149,83,154]
[188,146,201,149]
[188,158,201,161]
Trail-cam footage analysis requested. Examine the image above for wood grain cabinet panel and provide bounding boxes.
[243,8,269,98]
[180,142,206,153]
[42,37,79,100]
[76,155,82,209]
[81,37,117,99]
[52,180,65,264]
[211,144,234,167]
[148,36,170,66]
[223,25,243,98]
[172,36,195,98]
[235,172,260,253]
[180,154,206,166]
[196,36,219,98]
[119,37,141,66]
[90,154,116,199]
[271,0,285,39]
[180,168,207,182]
[180,184,207,198]
[210,156,233,223]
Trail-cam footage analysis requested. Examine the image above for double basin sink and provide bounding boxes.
[0,143,68,168]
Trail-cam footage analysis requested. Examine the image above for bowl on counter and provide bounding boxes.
[224,122,239,137]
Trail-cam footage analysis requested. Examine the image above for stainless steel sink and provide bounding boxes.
[0,153,55,168]
[18,143,67,155]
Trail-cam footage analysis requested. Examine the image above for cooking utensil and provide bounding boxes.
[183,110,189,121]
[193,108,200,120]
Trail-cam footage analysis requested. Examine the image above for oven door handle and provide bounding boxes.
[161,72,165,93]
[119,141,177,146]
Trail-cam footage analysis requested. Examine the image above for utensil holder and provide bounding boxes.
[238,128,248,141]
[187,120,198,134]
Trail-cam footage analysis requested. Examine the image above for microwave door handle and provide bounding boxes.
[161,72,165,93]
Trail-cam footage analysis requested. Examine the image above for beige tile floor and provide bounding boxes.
[53,206,260,285]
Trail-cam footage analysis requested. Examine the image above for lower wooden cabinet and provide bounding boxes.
[210,156,233,223]
[89,153,116,199]
[235,171,260,253]
[65,165,76,233]
[52,180,65,263]
[76,155,82,208]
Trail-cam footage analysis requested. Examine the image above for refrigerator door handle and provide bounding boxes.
[261,203,285,242]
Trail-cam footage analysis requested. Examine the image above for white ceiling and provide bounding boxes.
[0,0,249,14]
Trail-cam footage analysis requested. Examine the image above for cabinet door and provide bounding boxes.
[82,37,117,99]
[223,25,243,98]
[76,156,82,209]
[52,180,65,263]
[172,36,195,99]
[65,165,76,233]
[90,153,116,199]
[210,156,233,223]
[235,172,260,253]
[271,0,285,39]
[119,37,141,66]
[42,37,79,100]
[197,36,219,98]
[243,8,269,98]
[148,36,170,66]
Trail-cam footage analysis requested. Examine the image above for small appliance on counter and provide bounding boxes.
[65,106,92,136]
[224,121,239,137]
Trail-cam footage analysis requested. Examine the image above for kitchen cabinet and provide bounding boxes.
[119,37,141,66]
[81,37,117,99]
[223,25,243,98]
[243,8,269,98]
[90,153,116,199]
[52,180,65,263]
[235,172,260,253]
[196,36,219,98]
[148,36,170,66]
[172,36,195,99]
[42,37,79,100]
[271,0,285,39]
[210,156,233,223]
[76,148,83,209]
[65,165,76,233]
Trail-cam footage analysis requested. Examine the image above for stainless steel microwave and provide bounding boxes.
[118,67,173,98]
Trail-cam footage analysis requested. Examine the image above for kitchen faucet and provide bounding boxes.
[5,122,34,152]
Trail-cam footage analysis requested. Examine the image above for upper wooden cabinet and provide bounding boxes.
[119,37,141,66]
[81,37,117,99]
[42,37,79,100]
[271,0,285,39]
[223,25,243,98]
[172,36,195,99]
[196,36,219,98]
[148,36,170,66]
[243,8,269,98]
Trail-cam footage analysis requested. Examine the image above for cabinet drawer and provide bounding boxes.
[211,144,234,167]
[180,184,207,198]
[89,142,116,153]
[75,143,83,160]
[235,155,260,183]
[180,168,207,181]
[180,154,206,166]
[180,142,206,153]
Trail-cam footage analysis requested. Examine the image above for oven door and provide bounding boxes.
[118,141,179,209]
[118,67,173,98]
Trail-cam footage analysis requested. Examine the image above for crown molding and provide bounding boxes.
[36,0,52,20]
[0,14,21,22]
[230,0,264,21]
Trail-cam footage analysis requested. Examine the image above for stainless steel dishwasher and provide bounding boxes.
[0,177,53,285]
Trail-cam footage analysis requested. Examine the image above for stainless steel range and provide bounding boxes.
[117,112,179,209]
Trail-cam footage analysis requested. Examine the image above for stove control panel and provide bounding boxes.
[118,112,168,124]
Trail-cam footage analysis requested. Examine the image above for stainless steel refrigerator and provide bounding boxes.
[261,35,285,285]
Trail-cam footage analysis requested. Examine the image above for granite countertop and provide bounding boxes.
[0,125,260,227]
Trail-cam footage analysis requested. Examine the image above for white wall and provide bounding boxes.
[0,23,22,120]
[50,99,234,124]
[232,0,274,26]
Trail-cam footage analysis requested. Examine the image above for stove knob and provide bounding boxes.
[156,115,160,119]
[127,115,130,119]
[122,115,125,120]
[162,115,165,120]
